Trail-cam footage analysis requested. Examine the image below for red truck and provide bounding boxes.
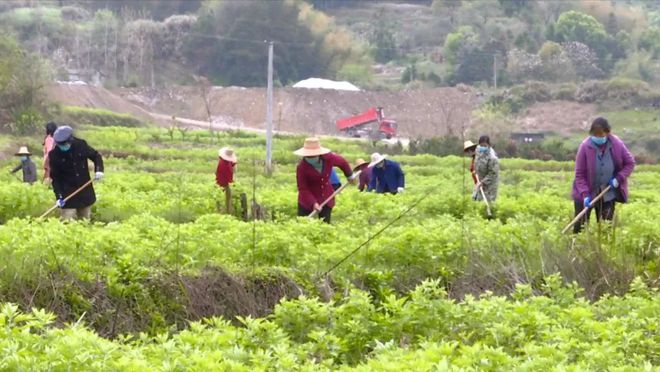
[336,107,397,139]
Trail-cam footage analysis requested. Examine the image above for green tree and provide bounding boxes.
[443,26,477,65]
[0,35,49,132]
[432,0,462,25]
[370,9,397,63]
[498,0,533,17]
[553,11,607,53]
[185,0,358,86]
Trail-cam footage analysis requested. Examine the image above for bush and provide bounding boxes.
[575,78,650,104]
[551,83,577,100]
[59,106,145,127]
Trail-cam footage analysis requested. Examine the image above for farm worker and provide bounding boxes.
[216,147,237,214]
[571,117,635,233]
[368,152,405,194]
[330,168,341,191]
[295,137,356,223]
[463,140,478,185]
[43,121,57,184]
[353,158,372,192]
[11,146,37,184]
[473,135,499,203]
[49,126,104,221]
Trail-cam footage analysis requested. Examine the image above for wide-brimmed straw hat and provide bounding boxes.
[15,146,31,156]
[294,137,331,157]
[353,158,368,171]
[368,152,387,168]
[463,140,477,152]
[218,147,237,162]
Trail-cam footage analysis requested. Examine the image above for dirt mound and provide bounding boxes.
[46,83,153,122]
[516,101,598,136]
[115,86,482,138]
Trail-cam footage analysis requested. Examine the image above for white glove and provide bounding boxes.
[397,187,404,193]
[94,171,104,181]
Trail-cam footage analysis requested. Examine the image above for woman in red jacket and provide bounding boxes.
[216,147,237,189]
[295,137,355,223]
[216,147,237,213]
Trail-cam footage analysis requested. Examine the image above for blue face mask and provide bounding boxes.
[477,145,489,154]
[590,136,607,146]
[20,156,28,162]
[57,143,71,152]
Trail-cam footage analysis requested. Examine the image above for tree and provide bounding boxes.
[432,0,463,25]
[506,48,542,83]
[498,0,533,17]
[561,41,604,79]
[0,35,50,132]
[370,9,397,63]
[184,0,364,87]
[553,11,607,54]
[443,26,477,65]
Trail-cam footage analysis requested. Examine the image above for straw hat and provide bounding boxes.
[218,147,237,162]
[15,146,31,156]
[463,140,477,152]
[353,158,368,171]
[368,152,387,168]
[294,137,331,157]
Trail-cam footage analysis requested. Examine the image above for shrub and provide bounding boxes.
[59,106,144,127]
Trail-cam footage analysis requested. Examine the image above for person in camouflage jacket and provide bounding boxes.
[473,135,499,203]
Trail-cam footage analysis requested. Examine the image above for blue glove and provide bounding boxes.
[609,177,619,188]
[56,197,65,208]
[583,196,591,209]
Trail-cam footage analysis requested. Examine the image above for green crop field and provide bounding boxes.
[0,125,657,370]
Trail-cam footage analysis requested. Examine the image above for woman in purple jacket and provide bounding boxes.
[572,117,635,233]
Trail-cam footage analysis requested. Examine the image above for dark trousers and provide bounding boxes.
[573,199,616,234]
[298,204,332,223]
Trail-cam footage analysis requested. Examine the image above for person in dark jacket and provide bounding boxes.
[49,126,104,221]
[368,152,404,194]
[353,158,372,192]
[295,137,355,223]
[572,117,635,233]
[11,146,37,184]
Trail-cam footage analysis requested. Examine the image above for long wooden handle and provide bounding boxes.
[561,185,612,234]
[309,170,361,218]
[474,173,492,217]
[39,179,94,219]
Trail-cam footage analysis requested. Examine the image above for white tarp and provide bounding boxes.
[292,78,360,91]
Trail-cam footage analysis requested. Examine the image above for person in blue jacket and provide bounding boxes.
[368,152,405,194]
[330,168,342,191]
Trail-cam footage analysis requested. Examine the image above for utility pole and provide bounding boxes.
[265,41,274,175]
[493,54,497,90]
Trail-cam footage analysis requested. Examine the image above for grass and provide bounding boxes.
[58,106,146,128]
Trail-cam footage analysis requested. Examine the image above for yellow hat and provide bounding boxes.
[15,146,31,156]
[294,137,331,157]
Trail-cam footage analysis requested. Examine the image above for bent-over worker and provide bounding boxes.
[353,158,372,192]
[368,152,405,194]
[295,137,355,223]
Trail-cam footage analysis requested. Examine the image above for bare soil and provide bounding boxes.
[46,83,601,139]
